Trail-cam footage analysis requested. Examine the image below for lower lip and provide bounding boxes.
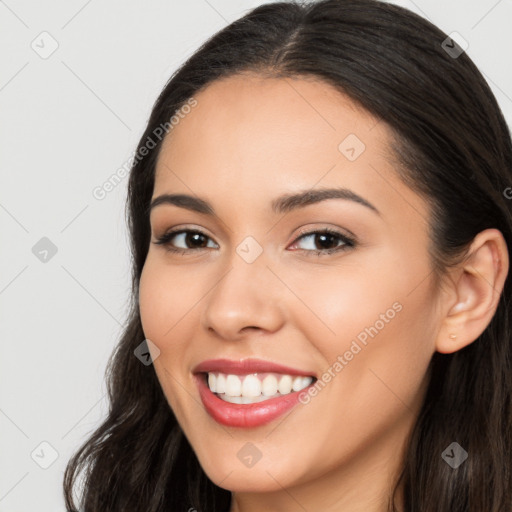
[195,374,312,428]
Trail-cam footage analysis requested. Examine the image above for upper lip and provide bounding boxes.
[193,358,316,377]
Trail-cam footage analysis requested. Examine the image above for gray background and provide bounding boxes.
[1,0,511,510]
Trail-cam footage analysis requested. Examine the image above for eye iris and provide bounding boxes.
[187,232,207,248]
[315,233,338,250]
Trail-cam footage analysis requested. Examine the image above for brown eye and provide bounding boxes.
[153,227,356,257]
[154,229,218,254]
[289,228,356,257]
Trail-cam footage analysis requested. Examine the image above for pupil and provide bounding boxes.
[317,233,336,250]
[188,233,207,248]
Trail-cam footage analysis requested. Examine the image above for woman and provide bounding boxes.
[63,0,512,510]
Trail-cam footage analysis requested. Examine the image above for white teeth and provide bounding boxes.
[216,373,225,394]
[222,394,277,404]
[241,374,261,397]
[208,373,216,392]
[206,372,314,402]
[278,375,292,394]
[225,374,242,396]
[262,374,278,396]
[303,376,312,388]
[292,376,303,392]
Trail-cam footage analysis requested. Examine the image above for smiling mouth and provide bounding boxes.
[202,371,316,404]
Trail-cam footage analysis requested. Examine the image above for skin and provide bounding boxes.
[138,74,509,512]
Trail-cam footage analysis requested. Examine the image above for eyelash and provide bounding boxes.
[153,226,356,257]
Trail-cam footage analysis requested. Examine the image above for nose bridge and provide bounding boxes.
[200,238,285,338]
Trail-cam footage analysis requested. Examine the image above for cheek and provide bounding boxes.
[279,258,403,353]
[309,252,435,357]
[139,263,165,343]
[287,252,436,402]
[138,258,200,419]
[280,267,436,470]
[139,257,202,342]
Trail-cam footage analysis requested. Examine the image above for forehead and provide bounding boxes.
[158,73,379,161]
[153,73,429,225]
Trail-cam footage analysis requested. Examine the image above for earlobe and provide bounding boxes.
[435,228,509,354]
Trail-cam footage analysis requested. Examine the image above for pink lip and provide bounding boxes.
[193,358,316,428]
[193,358,316,377]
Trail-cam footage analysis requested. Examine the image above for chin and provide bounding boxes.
[197,454,306,493]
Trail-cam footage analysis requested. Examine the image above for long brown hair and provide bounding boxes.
[63,1,512,510]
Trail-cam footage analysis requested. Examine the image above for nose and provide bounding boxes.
[200,253,286,341]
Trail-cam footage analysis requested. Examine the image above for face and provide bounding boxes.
[139,74,441,497]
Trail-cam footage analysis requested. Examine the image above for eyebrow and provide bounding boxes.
[148,187,380,216]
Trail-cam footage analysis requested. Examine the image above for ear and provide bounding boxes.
[435,228,509,354]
